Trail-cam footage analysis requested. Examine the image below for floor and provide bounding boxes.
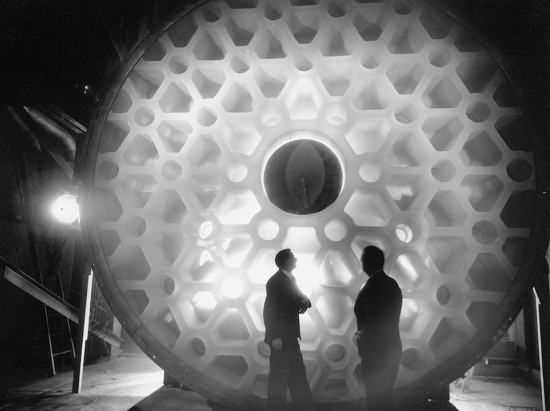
[0,343,543,411]
[0,343,164,411]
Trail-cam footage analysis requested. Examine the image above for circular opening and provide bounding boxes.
[257,341,270,358]
[325,220,347,241]
[396,224,413,243]
[507,159,533,182]
[227,162,248,182]
[231,56,250,73]
[394,103,418,124]
[264,139,343,214]
[295,56,313,71]
[429,48,451,67]
[326,104,348,125]
[202,4,221,22]
[98,160,119,180]
[197,108,217,126]
[472,220,498,244]
[361,53,379,69]
[161,160,183,181]
[264,4,282,20]
[431,159,456,182]
[328,1,346,17]
[466,101,491,123]
[260,107,281,127]
[401,348,418,368]
[325,343,346,363]
[135,107,155,126]
[124,216,146,237]
[359,163,382,182]
[163,276,176,295]
[436,285,452,305]
[435,284,463,307]
[168,56,188,74]
[257,219,279,240]
[199,221,213,239]
[191,338,206,357]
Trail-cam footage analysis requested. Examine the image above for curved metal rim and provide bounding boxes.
[75,0,550,407]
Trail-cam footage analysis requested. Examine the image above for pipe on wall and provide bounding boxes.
[24,106,76,163]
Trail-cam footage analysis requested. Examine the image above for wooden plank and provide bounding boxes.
[1,263,123,348]
[73,264,93,393]
[3,266,78,323]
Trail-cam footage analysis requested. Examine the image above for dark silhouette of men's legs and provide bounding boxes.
[362,344,401,410]
[268,339,312,411]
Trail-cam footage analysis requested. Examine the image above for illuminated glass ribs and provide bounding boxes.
[92,0,535,404]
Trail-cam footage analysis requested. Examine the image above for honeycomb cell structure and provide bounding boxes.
[86,0,536,406]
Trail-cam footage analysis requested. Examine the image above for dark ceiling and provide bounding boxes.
[0,0,548,129]
[0,0,182,124]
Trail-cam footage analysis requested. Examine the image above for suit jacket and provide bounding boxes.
[354,271,402,351]
[263,270,307,345]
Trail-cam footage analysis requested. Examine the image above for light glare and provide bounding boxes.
[221,277,244,299]
[293,257,316,298]
[51,194,79,224]
[396,224,413,243]
[192,292,217,311]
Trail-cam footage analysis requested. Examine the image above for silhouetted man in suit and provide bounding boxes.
[263,248,313,411]
[354,246,402,410]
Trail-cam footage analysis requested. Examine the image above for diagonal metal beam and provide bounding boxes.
[23,106,76,163]
[39,105,87,135]
[8,106,74,180]
[1,261,122,348]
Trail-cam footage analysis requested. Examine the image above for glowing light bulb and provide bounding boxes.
[51,193,79,224]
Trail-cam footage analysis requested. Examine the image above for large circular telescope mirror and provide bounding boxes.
[79,0,548,409]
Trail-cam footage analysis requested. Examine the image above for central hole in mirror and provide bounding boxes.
[264,139,343,215]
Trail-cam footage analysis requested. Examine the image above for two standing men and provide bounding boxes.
[263,246,402,410]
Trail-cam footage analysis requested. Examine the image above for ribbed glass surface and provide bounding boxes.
[87,0,535,404]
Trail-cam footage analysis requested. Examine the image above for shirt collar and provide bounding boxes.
[281,269,292,278]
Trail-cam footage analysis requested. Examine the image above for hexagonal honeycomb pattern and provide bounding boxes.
[87,0,536,406]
